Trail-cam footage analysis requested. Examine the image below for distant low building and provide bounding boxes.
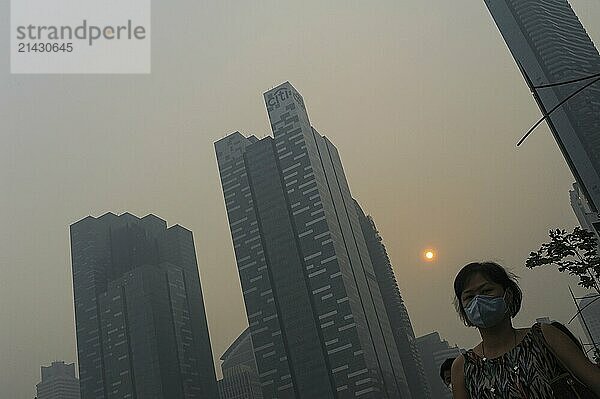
[218,328,263,399]
[36,361,80,399]
[416,332,464,399]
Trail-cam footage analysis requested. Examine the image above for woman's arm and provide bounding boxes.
[451,354,469,399]
[541,323,600,396]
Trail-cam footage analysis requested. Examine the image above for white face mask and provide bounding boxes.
[465,292,508,328]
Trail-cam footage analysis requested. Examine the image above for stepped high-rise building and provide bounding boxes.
[215,82,412,398]
[70,213,217,399]
[483,0,600,227]
[36,361,81,399]
[354,201,432,399]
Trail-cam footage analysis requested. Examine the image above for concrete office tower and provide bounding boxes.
[416,332,464,399]
[218,328,263,399]
[70,213,217,399]
[354,201,432,399]
[577,293,600,356]
[484,0,600,223]
[215,82,412,398]
[36,361,81,399]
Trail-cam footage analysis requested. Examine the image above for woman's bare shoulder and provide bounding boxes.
[452,353,466,373]
[451,354,470,399]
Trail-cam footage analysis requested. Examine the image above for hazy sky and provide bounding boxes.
[2,1,600,397]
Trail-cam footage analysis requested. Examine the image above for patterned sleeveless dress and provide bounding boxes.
[463,323,564,398]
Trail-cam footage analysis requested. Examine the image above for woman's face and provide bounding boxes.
[460,272,505,309]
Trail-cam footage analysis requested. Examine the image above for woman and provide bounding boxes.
[450,261,600,398]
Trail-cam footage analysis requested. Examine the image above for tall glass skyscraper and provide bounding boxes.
[354,201,432,399]
[483,0,600,213]
[215,82,412,398]
[70,213,217,399]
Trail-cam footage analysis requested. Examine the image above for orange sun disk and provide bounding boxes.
[424,250,435,261]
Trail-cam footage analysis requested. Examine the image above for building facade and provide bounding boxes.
[571,182,600,247]
[416,332,464,399]
[218,368,263,399]
[577,293,600,357]
[70,213,217,399]
[218,328,263,399]
[483,0,600,221]
[354,201,432,399]
[215,82,412,398]
[36,361,81,399]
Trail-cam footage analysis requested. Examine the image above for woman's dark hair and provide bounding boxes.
[453,261,523,326]
[440,357,455,380]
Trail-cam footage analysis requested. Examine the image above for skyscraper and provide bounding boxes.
[577,293,600,357]
[354,200,432,399]
[70,213,217,399]
[215,82,412,398]
[570,183,599,234]
[416,332,464,399]
[218,328,263,399]
[483,0,600,218]
[36,361,80,399]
